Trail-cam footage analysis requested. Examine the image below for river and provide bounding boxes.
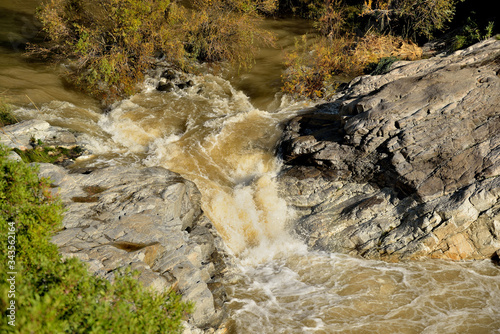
[2,1,500,333]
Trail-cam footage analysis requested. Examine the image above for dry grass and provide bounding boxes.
[353,33,422,65]
[0,97,17,127]
[282,32,422,99]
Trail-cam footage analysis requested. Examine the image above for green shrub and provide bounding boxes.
[29,0,274,104]
[0,144,191,333]
[0,100,17,127]
[398,0,458,40]
[452,17,495,50]
[366,56,399,75]
[361,0,460,40]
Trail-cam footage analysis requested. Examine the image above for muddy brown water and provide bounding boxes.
[2,1,500,333]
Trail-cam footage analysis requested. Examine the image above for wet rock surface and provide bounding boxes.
[38,163,231,331]
[278,38,500,261]
[156,67,195,92]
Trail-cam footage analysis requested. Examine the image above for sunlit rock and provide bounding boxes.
[38,163,230,331]
[278,38,500,262]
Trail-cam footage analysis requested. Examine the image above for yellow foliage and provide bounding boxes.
[282,32,422,100]
[180,0,276,69]
[30,0,275,104]
[353,33,422,65]
[282,34,359,100]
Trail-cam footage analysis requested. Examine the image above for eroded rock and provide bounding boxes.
[1,119,78,150]
[38,163,230,331]
[278,38,500,262]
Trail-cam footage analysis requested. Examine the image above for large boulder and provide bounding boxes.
[38,164,230,331]
[278,38,500,261]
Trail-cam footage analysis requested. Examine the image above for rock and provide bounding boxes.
[177,80,194,89]
[157,80,175,92]
[278,38,500,261]
[7,150,22,161]
[38,163,230,331]
[161,69,178,81]
[157,78,194,92]
[156,67,194,92]
[1,119,84,166]
[0,119,79,150]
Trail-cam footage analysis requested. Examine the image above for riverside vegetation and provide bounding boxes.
[0,144,191,333]
[0,99,17,127]
[28,0,497,103]
[281,0,498,98]
[30,0,276,104]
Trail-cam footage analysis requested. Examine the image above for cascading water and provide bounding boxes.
[97,73,313,255]
[2,1,500,332]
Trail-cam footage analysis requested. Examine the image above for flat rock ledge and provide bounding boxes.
[38,163,231,333]
[0,119,87,166]
[0,119,79,150]
[278,38,500,262]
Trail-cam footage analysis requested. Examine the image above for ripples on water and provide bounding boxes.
[2,1,500,332]
[228,249,500,333]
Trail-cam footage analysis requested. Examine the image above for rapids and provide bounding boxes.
[2,1,500,333]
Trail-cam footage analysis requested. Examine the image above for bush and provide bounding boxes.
[0,145,191,333]
[365,56,399,75]
[282,34,359,99]
[352,33,421,64]
[361,0,460,40]
[280,0,426,100]
[282,32,421,99]
[176,0,275,70]
[314,0,348,37]
[31,0,184,104]
[452,17,495,50]
[0,99,17,127]
[29,0,274,104]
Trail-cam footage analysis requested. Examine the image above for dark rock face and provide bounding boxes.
[157,80,175,92]
[278,39,500,261]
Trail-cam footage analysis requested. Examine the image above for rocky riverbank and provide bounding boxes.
[278,38,500,262]
[1,120,232,333]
